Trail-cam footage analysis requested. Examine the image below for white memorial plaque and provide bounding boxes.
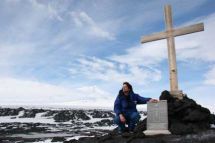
[144,100,171,135]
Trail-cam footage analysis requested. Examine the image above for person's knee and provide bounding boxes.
[130,112,140,122]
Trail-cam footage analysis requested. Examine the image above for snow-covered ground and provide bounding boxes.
[0,105,148,143]
[0,111,56,124]
[0,107,121,142]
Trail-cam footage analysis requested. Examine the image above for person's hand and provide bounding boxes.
[149,99,158,103]
[119,114,126,123]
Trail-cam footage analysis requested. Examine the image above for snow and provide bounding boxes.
[35,112,47,118]
[10,132,73,138]
[0,104,114,110]
[0,115,56,124]
[0,111,58,124]
[82,112,113,123]
[18,110,25,116]
[92,125,116,130]
[66,135,95,141]
[32,135,95,143]
[33,139,60,143]
[0,107,122,143]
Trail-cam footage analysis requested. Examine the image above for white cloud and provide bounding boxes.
[67,12,215,100]
[176,13,215,62]
[185,84,215,113]
[0,42,36,66]
[111,13,215,66]
[204,65,215,85]
[68,12,215,87]
[110,41,167,66]
[70,11,115,40]
[30,0,63,21]
[108,13,215,87]
[0,77,113,108]
[47,4,63,21]
[69,56,161,85]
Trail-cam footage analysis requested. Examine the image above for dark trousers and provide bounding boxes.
[114,112,140,131]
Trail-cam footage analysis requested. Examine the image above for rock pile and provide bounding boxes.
[160,90,213,135]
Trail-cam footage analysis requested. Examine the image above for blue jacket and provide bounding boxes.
[114,90,151,115]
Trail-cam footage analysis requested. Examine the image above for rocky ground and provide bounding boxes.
[64,90,215,143]
[0,90,215,143]
[0,106,146,143]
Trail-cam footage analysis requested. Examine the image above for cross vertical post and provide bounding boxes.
[164,5,179,94]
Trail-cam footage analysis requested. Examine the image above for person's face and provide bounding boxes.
[122,84,130,94]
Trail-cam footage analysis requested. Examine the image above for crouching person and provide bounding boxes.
[114,82,158,134]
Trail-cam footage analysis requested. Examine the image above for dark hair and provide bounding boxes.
[123,81,133,92]
[117,82,133,102]
[118,82,134,98]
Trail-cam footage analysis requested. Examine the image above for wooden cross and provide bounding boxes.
[141,5,204,99]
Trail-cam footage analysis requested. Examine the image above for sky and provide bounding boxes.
[0,0,215,112]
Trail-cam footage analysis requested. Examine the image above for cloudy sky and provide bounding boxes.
[0,0,215,111]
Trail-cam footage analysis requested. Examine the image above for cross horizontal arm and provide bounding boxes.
[172,23,204,38]
[141,31,167,43]
[141,23,204,43]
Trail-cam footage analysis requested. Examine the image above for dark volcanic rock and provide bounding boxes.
[74,110,91,121]
[51,137,66,142]
[54,110,90,122]
[0,107,24,116]
[0,107,46,118]
[94,119,113,126]
[53,110,72,122]
[65,129,215,143]
[42,110,58,117]
[90,110,114,118]
[19,109,45,118]
[0,123,47,135]
[160,90,213,135]
[210,114,215,125]
[133,119,147,133]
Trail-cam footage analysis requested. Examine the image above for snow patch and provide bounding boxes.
[66,135,95,141]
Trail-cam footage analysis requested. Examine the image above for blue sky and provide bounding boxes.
[0,0,215,111]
